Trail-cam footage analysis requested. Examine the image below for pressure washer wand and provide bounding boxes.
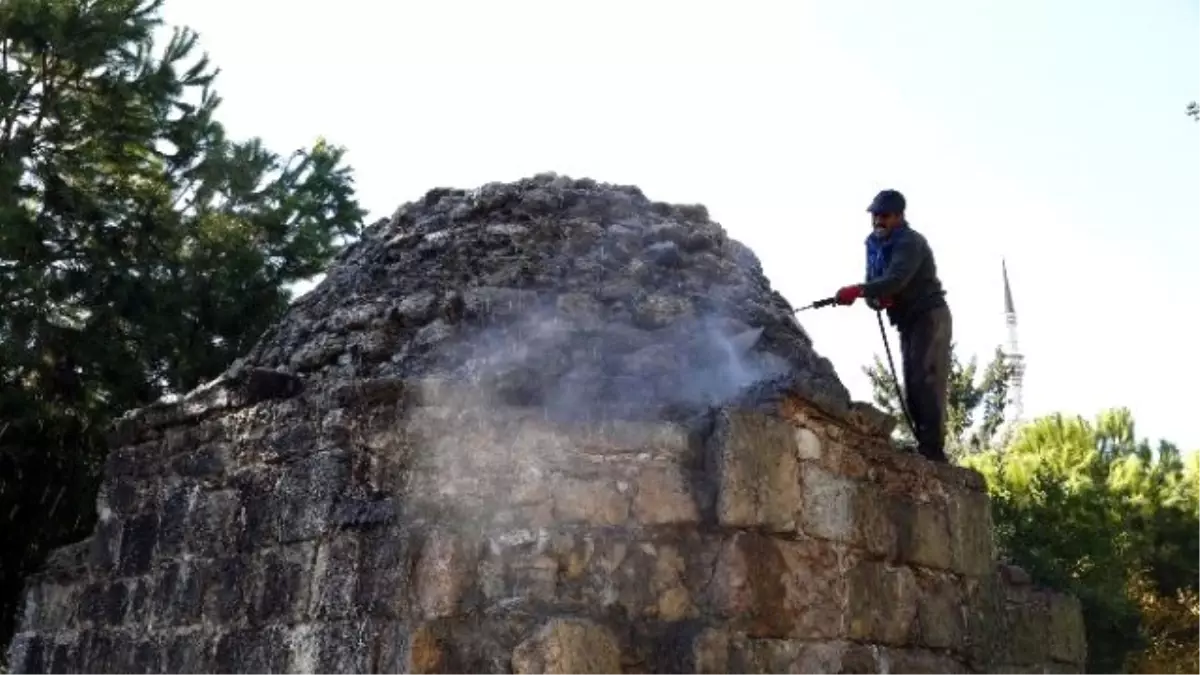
[794,296,839,312]
[792,295,921,443]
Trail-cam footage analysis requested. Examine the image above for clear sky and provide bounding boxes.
[159,0,1199,449]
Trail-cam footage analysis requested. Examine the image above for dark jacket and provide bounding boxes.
[861,223,947,328]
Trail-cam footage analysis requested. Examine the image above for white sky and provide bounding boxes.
[158,0,1200,449]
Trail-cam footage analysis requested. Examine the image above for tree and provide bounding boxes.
[964,410,1200,673]
[1187,101,1198,122]
[0,0,366,650]
[1126,572,1200,674]
[863,343,1016,458]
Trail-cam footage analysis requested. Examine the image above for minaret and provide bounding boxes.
[1002,259,1025,428]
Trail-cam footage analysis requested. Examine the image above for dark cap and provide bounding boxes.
[867,189,906,215]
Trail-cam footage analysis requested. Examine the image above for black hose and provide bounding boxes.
[876,310,919,441]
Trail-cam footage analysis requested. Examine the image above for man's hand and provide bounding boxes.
[835,285,863,305]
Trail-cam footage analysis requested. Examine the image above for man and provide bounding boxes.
[832,190,953,463]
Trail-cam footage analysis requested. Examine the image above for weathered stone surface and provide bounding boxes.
[691,629,730,673]
[799,464,857,542]
[710,410,800,532]
[1047,594,1088,664]
[914,570,964,649]
[631,464,700,525]
[710,532,845,640]
[7,175,1087,674]
[413,529,478,619]
[848,559,919,644]
[948,487,994,576]
[730,639,853,673]
[511,618,621,674]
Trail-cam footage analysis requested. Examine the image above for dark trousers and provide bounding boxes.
[898,305,953,461]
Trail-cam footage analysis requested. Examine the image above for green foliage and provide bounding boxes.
[964,410,1200,673]
[1126,573,1199,674]
[863,342,1016,458]
[0,0,365,649]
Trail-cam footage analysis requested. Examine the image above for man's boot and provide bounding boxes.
[919,445,949,464]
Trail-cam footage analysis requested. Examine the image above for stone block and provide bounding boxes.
[331,496,397,529]
[213,625,290,673]
[43,631,88,673]
[1000,562,1032,586]
[793,425,822,459]
[231,467,284,551]
[5,632,44,674]
[579,418,692,457]
[125,575,153,625]
[710,410,800,532]
[948,488,994,576]
[236,367,303,404]
[89,514,123,572]
[962,573,1008,669]
[261,420,321,464]
[882,647,968,673]
[116,511,159,577]
[203,556,257,625]
[691,629,730,673]
[21,581,81,633]
[251,543,315,625]
[329,375,410,409]
[631,464,699,525]
[492,547,560,607]
[163,424,197,457]
[730,639,851,674]
[511,618,622,674]
[153,559,209,626]
[310,534,361,619]
[169,440,230,478]
[290,619,375,673]
[83,577,140,628]
[371,621,449,674]
[1005,590,1051,666]
[188,489,241,558]
[914,571,964,649]
[847,559,918,645]
[82,630,123,673]
[276,449,350,543]
[356,530,415,618]
[710,532,844,639]
[647,544,698,621]
[567,534,707,620]
[551,477,630,526]
[105,440,164,480]
[76,581,107,627]
[414,528,478,619]
[1047,593,1087,665]
[853,490,901,559]
[104,475,161,518]
[895,498,953,570]
[799,464,856,542]
[164,630,218,673]
[81,629,149,672]
[129,634,165,673]
[157,480,196,560]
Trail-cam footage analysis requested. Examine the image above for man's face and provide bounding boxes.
[872,211,903,235]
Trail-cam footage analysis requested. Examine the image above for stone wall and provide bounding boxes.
[7,371,1086,673]
[5,175,1087,672]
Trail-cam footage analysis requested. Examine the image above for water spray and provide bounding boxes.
[792,296,919,443]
